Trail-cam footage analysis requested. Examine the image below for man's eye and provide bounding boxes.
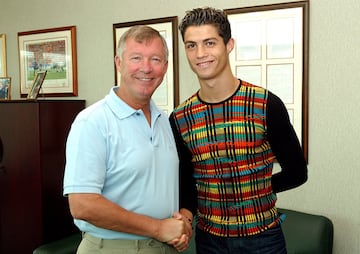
[186,43,196,49]
[206,41,215,47]
[131,56,141,61]
[152,57,162,62]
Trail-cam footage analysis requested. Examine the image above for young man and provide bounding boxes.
[64,25,192,253]
[170,7,308,254]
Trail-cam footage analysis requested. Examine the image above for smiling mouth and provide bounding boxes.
[137,77,153,82]
[196,60,213,68]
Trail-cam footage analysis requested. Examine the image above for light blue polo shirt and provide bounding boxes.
[63,86,179,239]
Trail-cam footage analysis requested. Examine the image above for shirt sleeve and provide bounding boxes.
[266,92,308,193]
[169,113,198,215]
[63,117,107,195]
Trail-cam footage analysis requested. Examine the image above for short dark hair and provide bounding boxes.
[179,7,231,44]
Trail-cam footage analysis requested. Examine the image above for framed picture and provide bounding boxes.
[225,1,309,161]
[113,16,179,115]
[0,34,7,77]
[27,70,47,100]
[18,26,77,97]
[0,77,11,100]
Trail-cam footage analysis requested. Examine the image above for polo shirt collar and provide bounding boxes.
[106,86,162,121]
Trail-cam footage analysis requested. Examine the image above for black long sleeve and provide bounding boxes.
[169,113,198,215]
[267,92,308,193]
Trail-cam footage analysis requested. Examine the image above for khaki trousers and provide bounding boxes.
[77,233,178,254]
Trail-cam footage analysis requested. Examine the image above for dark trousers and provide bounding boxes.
[195,225,287,254]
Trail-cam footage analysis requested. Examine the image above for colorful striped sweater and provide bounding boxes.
[171,81,283,237]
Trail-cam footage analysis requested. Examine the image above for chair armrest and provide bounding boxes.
[278,208,334,254]
[33,233,82,254]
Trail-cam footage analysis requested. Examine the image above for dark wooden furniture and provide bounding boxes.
[0,100,85,254]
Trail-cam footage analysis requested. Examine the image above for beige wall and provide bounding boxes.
[1,0,360,253]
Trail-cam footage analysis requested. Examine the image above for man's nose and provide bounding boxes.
[196,45,207,58]
[140,59,153,73]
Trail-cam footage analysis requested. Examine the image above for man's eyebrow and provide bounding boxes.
[184,37,218,44]
[184,40,196,44]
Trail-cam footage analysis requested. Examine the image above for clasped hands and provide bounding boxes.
[157,211,193,252]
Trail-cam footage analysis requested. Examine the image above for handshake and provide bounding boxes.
[158,210,194,252]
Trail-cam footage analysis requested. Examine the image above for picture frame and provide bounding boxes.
[0,34,7,77]
[0,77,11,100]
[225,1,309,161]
[18,26,78,97]
[113,16,179,115]
[26,70,47,100]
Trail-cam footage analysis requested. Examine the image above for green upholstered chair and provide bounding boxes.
[278,208,334,254]
[33,233,81,254]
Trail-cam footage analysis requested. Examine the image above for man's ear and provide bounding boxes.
[114,55,121,71]
[226,38,235,54]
